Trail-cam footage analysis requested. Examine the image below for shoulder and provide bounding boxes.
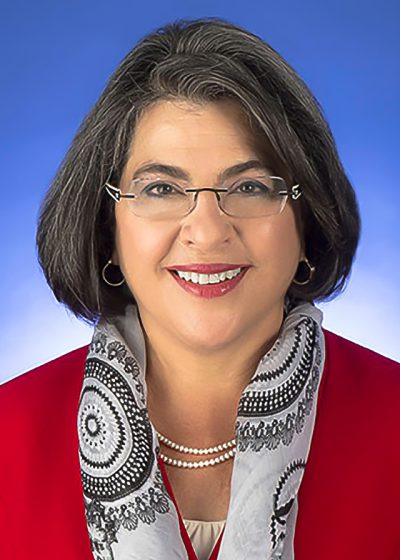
[322,328,400,406]
[323,328,399,373]
[0,345,90,424]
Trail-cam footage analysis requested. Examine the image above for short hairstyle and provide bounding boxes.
[36,16,360,325]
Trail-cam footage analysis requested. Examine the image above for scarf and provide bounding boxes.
[77,301,325,559]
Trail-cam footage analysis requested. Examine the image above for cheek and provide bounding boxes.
[114,209,173,279]
[253,211,302,277]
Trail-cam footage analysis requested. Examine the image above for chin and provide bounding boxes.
[171,313,250,349]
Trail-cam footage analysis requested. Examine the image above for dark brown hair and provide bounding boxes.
[36,16,360,325]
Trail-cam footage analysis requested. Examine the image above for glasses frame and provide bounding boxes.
[104,175,302,219]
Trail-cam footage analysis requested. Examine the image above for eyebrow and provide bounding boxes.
[130,159,274,183]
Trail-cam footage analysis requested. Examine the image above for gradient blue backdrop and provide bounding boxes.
[2,0,399,383]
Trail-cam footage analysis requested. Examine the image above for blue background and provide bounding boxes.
[1,0,399,382]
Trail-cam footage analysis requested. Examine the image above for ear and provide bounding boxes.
[111,248,119,266]
[297,238,305,262]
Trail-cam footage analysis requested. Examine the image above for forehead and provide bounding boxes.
[124,99,273,172]
[134,98,257,139]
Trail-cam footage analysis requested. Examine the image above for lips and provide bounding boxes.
[168,266,250,299]
[166,263,251,274]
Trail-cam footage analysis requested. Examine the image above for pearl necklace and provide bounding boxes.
[156,429,237,469]
[157,430,236,454]
[159,448,236,468]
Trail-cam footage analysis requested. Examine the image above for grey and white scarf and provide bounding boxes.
[77,301,325,559]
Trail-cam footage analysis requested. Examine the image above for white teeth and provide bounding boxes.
[198,274,208,285]
[210,273,224,283]
[175,267,242,285]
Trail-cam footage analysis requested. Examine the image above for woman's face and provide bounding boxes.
[113,99,303,351]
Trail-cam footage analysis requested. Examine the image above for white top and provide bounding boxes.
[183,519,226,560]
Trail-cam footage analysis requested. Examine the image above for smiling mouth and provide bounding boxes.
[169,267,246,285]
[168,267,250,299]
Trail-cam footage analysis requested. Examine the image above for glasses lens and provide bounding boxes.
[222,176,287,217]
[127,178,191,219]
[125,176,287,219]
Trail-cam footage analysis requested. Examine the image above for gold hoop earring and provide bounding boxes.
[102,259,125,287]
[293,257,315,286]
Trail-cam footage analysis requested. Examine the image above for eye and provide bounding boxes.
[142,181,185,197]
[232,178,274,195]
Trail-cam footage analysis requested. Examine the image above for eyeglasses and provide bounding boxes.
[104,175,302,220]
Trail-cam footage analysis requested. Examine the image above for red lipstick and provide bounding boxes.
[168,267,250,299]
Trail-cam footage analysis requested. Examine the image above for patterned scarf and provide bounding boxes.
[77,301,325,559]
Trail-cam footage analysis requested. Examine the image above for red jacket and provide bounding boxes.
[0,330,399,560]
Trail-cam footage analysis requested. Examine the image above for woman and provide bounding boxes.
[0,17,399,560]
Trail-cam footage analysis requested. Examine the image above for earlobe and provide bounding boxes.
[111,249,119,266]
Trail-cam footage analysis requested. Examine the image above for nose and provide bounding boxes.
[179,189,235,250]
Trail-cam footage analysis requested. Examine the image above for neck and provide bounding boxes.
[139,306,284,444]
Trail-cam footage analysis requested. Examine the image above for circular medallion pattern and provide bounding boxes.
[78,358,154,501]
